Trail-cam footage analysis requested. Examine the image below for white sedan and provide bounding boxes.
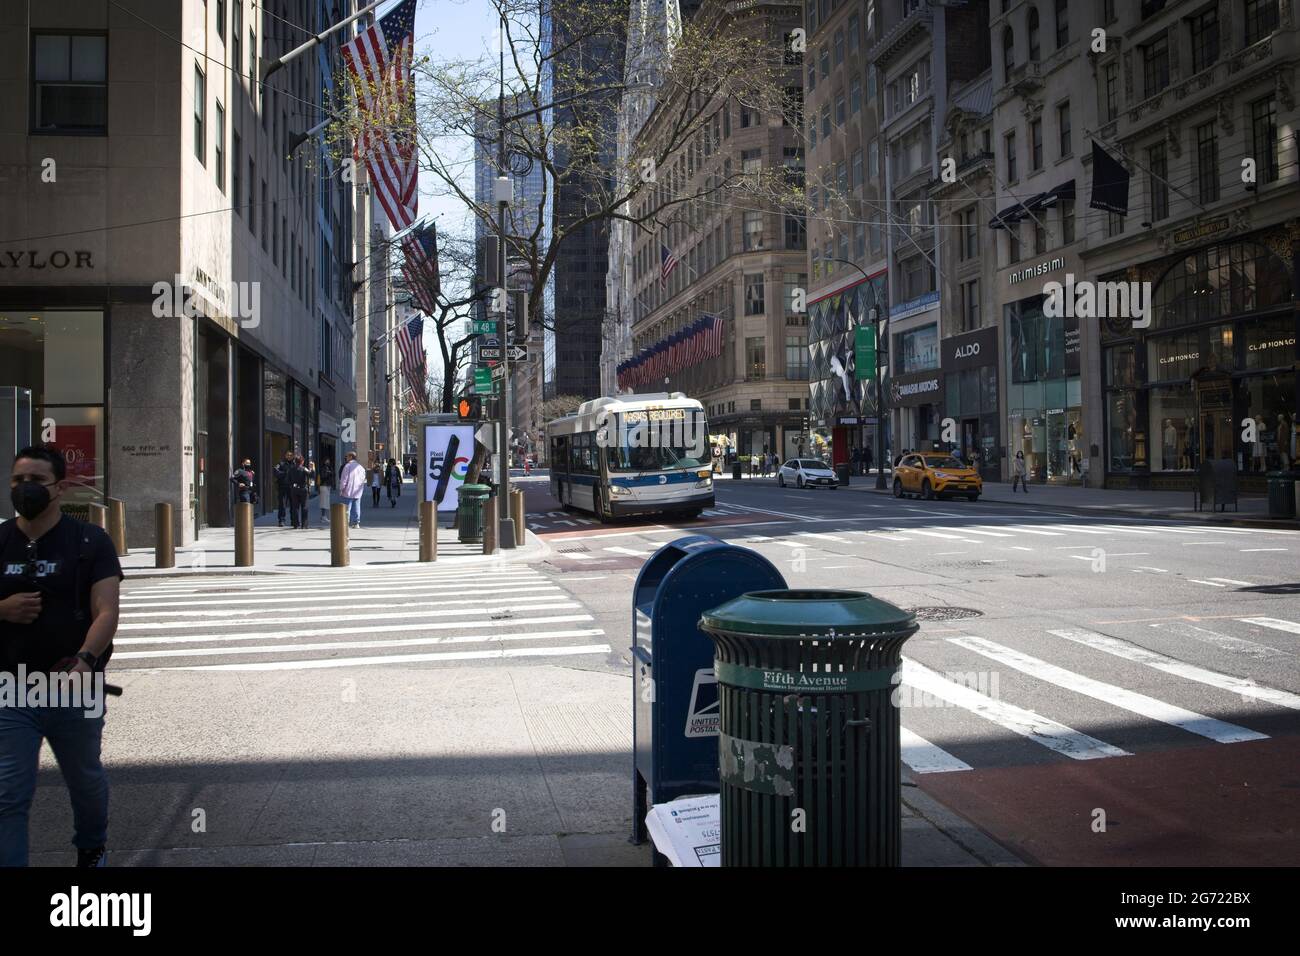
[778,458,839,489]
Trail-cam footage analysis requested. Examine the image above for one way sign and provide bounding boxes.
[478,344,529,362]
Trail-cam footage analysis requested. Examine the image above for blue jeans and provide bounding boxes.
[0,700,109,867]
[342,496,362,525]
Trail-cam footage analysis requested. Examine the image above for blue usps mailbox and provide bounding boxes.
[631,534,786,849]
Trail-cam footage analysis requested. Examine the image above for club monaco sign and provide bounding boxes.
[0,249,94,270]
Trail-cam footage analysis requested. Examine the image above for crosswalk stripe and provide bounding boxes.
[604,546,654,557]
[1240,617,1300,636]
[954,528,1013,537]
[1207,577,1255,587]
[161,643,615,672]
[989,526,1063,537]
[899,727,972,774]
[1088,525,1156,535]
[1150,622,1288,661]
[909,529,978,541]
[796,532,850,543]
[1188,579,1227,587]
[132,568,546,590]
[1047,628,1300,711]
[127,575,545,599]
[114,628,608,660]
[122,587,564,608]
[950,637,1266,744]
[1037,524,1111,535]
[900,659,1129,760]
[112,613,597,646]
[118,600,580,632]
[120,586,563,614]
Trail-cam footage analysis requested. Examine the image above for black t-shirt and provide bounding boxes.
[0,516,123,673]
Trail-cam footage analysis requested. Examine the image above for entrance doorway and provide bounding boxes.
[1195,377,1234,467]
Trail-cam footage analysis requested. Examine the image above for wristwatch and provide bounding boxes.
[76,650,99,669]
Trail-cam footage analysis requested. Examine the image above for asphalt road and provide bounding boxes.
[109,470,1300,865]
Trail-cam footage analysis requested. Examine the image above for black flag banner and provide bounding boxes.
[1089,140,1131,215]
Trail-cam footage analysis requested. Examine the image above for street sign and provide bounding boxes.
[854,325,876,380]
[479,344,529,362]
[473,367,492,394]
[491,363,506,380]
[470,319,496,335]
[475,424,497,453]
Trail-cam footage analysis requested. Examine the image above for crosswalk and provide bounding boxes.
[113,565,612,672]
[526,503,754,531]
[898,616,1300,775]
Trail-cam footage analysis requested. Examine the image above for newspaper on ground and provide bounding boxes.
[645,793,721,867]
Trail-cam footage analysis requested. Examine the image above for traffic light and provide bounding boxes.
[457,395,482,421]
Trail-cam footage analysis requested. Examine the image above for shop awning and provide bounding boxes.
[989,195,1044,229]
[1029,180,1076,210]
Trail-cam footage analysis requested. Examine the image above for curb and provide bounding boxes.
[900,771,1029,867]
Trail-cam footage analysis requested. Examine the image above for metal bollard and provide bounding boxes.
[511,489,526,544]
[234,502,254,566]
[482,497,497,555]
[154,502,175,569]
[87,503,107,529]
[107,498,127,556]
[419,500,437,562]
[330,502,349,567]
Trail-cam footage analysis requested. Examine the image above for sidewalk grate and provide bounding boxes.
[556,545,592,553]
[905,606,984,622]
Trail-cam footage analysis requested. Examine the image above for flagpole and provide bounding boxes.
[495,7,517,550]
[261,0,388,84]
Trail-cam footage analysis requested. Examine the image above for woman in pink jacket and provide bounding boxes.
[337,452,367,528]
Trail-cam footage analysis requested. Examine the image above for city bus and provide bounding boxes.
[546,393,714,522]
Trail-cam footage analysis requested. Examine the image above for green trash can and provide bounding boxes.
[457,484,491,543]
[1266,471,1296,518]
[699,589,919,867]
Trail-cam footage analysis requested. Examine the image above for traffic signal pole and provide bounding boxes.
[495,11,517,550]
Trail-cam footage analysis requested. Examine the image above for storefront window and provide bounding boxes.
[1107,345,1136,388]
[1243,315,1296,370]
[1151,240,1290,330]
[1108,390,1141,472]
[1242,372,1296,471]
[900,324,938,373]
[1149,384,1196,471]
[264,366,287,421]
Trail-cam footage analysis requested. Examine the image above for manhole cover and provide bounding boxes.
[556,545,591,554]
[904,606,984,622]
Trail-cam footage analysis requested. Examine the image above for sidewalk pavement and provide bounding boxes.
[117,477,549,576]
[31,663,1022,868]
[721,469,1296,528]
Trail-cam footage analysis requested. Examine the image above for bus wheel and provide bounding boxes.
[598,490,614,524]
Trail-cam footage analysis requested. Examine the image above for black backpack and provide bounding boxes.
[0,515,115,670]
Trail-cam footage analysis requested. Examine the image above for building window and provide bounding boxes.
[1244,0,1279,45]
[1057,101,1071,157]
[848,13,860,52]
[741,148,762,176]
[216,0,225,41]
[746,337,766,380]
[1054,0,1068,48]
[1103,62,1119,121]
[232,131,241,213]
[1148,142,1169,220]
[821,105,831,138]
[1034,219,1047,255]
[215,102,225,190]
[1002,27,1015,79]
[784,214,806,250]
[248,158,256,232]
[868,138,879,178]
[743,210,764,251]
[1030,118,1043,170]
[819,46,830,79]
[745,274,765,315]
[1028,7,1040,60]
[1251,95,1279,184]
[750,399,762,411]
[833,28,844,65]
[249,28,256,91]
[194,64,206,163]
[1005,130,1017,182]
[835,91,846,127]
[1060,197,1075,243]
[959,207,978,259]
[1142,33,1170,99]
[852,149,863,189]
[867,64,877,100]
[233,2,242,83]
[1007,224,1021,263]
[1106,210,1125,237]
[853,222,866,259]
[850,75,862,114]
[32,33,108,133]
[1196,121,1219,203]
[1189,6,1219,72]
[807,62,817,92]
[961,279,980,331]
[740,104,760,128]
[786,335,808,379]
[1103,0,1116,24]
[261,180,269,250]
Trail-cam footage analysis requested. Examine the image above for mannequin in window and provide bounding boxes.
[1162,418,1177,470]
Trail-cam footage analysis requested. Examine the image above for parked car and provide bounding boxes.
[778,458,839,489]
[893,453,982,501]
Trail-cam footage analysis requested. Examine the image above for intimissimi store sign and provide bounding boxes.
[0,249,95,271]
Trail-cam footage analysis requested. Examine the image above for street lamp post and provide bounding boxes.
[827,259,888,489]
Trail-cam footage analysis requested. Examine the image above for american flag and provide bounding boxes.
[395,314,427,408]
[341,0,418,230]
[660,243,679,287]
[402,223,440,300]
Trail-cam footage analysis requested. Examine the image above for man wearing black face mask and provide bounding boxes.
[0,446,122,867]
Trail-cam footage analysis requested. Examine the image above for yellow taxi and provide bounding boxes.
[893,453,983,501]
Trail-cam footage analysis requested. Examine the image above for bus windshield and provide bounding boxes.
[604,410,706,473]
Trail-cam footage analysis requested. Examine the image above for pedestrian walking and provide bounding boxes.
[385,458,401,507]
[273,450,294,526]
[863,444,874,475]
[1011,450,1029,493]
[338,452,366,528]
[0,446,123,867]
[318,457,332,522]
[370,463,383,507]
[287,455,309,528]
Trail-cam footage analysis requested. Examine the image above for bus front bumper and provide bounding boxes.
[608,492,714,517]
